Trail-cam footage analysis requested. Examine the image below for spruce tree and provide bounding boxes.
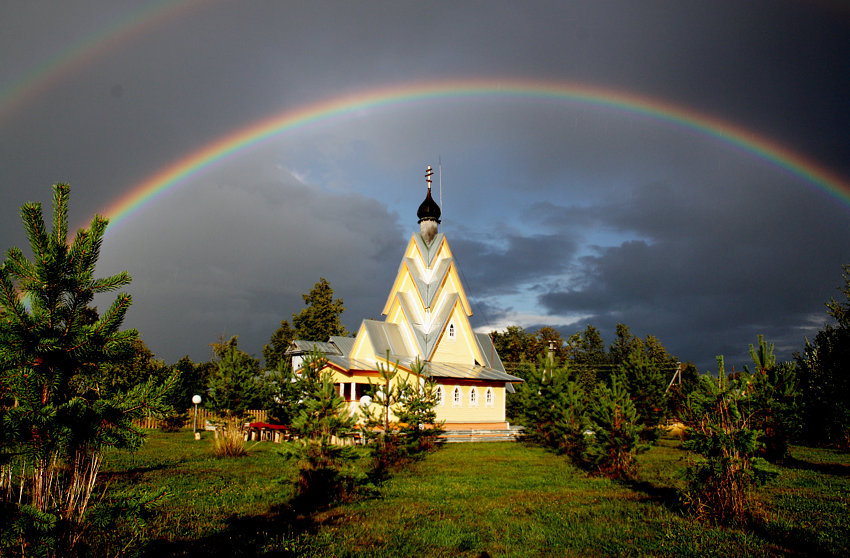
[0,184,173,553]
[292,277,348,341]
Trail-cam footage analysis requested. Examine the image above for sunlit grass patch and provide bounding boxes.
[92,431,850,557]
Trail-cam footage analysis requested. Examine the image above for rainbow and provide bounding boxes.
[102,78,850,229]
[0,0,215,122]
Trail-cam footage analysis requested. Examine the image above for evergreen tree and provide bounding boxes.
[681,357,778,524]
[292,277,348,341]
[614,350,668,441]
[566,324,609,390]
[744,335,801,462]
[206,336,269,421]
[359,356,444,473]
[287,350,358,505]
[515,355,590,462]
[585,379,644,480]
[266,358,300,426]
[0,184,173,553]
[263,319,295,370]
[796,263,850,449]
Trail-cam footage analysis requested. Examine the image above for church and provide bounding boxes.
[289,167,522,431]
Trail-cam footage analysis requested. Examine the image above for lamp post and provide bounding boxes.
[192,394,202,440]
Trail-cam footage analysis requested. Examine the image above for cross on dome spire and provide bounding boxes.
[417,164,441,243]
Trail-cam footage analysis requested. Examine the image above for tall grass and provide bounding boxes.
[211,419,248,458]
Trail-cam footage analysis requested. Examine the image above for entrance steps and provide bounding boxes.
[439,424,523,443]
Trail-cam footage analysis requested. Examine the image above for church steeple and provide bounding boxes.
[417,165,441,243]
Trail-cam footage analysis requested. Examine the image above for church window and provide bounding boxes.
[435,385,444,406]
[469,387,479,407]
[448,322,455,340]
[485,387,494,407]
[452,386,462,407]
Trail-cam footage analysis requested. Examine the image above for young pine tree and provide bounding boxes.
[0,184,173,554]
[287,350,358,505]
[359,356,444,473]
[681,357,778,524]
[615,349,669,441]
[744,335,801,462]
[515,355,591,463]
[585,378,644,480]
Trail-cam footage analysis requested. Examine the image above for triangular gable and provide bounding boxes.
[428,297,484,364]
[381,258,425,315]
[349,321,376,362]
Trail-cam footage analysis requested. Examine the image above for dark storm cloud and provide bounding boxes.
[450,232,578,298]
[534,168,848,370]
[96,154,405,363]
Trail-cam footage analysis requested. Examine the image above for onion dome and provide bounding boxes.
[417,165,441,224]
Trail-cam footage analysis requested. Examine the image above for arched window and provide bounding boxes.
[485,387,494,407]
[452,386,462,407]
[469,387,479,406]
[435,385,444,406]
[448,322,455,340]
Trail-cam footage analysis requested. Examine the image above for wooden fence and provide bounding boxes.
[132,409,269,430]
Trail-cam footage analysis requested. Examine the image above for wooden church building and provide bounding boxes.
[289,167,522,430]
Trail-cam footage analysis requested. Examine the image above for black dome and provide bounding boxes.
[417,188,441,223]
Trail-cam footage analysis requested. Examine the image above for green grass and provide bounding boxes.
[91,431,850,557]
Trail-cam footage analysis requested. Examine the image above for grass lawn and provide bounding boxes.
[92,431,850,557]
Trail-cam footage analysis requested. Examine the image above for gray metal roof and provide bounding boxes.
[412,232,445,267]
[329,336,355,356]
[421,361,523,382]
[287,340,341,355]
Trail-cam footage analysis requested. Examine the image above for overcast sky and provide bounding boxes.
[2,1,848,372]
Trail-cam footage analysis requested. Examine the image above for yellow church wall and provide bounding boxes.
[433,381,506,424]
[323,364,508,425]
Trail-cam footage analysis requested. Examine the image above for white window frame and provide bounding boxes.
[469,386,479,407]
[485,387,494,407]
[435,385,445,406]
[452,386,462,407]
[448,322,455,341]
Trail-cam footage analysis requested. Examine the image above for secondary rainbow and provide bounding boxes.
[0,0,214,121]
[102,78,850,229]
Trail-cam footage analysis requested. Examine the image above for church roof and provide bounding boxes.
[289,322,522,383]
